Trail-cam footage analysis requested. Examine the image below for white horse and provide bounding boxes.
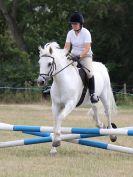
[37,42,117,153]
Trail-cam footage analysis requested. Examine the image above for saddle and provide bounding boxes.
[76,66,88,107]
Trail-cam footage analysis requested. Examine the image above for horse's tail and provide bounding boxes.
[108,82,117,115]
[103,63,117,115]
[88,84,117,117]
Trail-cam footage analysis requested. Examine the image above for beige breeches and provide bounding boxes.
[79,56,93,78]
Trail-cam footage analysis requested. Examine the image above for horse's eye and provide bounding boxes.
[48,62,52,67]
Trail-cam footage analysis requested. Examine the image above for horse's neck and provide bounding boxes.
[53,60,80,87]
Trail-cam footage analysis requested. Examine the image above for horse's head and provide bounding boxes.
[37,42,60,86]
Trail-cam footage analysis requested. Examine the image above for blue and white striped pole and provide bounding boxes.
[70,127,133,136]
[0,137,52,148]
[0,134,98,148]
[0,134,133,154]
[22,131,51,137]
[67,139,133,154]
[22,131,102,138]
[0,123,133,136]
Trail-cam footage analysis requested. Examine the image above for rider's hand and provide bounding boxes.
[72,55,80,62]
[67,53,80,62]
[67,53,74,60]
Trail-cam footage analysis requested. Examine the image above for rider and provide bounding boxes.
[64,11,99,103]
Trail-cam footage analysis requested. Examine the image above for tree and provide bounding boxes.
[0,0,133,87]
[0,0,27,51]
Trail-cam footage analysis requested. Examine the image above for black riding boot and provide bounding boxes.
[88,76,99,103]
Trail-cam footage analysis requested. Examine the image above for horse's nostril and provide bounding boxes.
[38,81,44,86]
[37,78,44,86]
[41,81,44,85]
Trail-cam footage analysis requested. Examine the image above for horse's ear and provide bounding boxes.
[38,46,43,55]
[49,47,53,55]
[38,45,42,51]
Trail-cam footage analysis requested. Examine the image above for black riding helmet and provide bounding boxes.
[69,12,84,25]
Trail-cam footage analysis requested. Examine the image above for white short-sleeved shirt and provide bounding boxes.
[66,27,93,57]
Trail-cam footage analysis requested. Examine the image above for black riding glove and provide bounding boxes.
[71,55,80,62]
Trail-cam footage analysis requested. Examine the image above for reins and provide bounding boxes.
[52,61,74,76]
[39,54,90,79]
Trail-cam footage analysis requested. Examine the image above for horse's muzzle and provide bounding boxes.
[37,76,45,86]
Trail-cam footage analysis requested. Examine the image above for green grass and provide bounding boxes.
[116,94,133,106]
[0,104,132,177]
[118,104,133,110]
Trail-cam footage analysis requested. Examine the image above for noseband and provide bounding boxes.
[39,55,56,81]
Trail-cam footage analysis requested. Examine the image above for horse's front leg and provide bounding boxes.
[52,100,75,148]
[50,103,61,155]
[104,105,117,142]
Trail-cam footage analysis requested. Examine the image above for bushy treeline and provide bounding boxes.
[0,0,133,88]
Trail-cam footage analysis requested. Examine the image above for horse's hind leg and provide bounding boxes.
[99,90,112,128]
[92,104,105,128]
[100,91,117,142]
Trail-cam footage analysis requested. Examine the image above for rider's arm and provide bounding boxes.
[80,43,91,59]
[64,42,71,53]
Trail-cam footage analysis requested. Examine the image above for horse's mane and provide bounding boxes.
[39,42,68,61]
[44,42,60,50]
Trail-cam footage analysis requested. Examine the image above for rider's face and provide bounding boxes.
[71,22,80,31]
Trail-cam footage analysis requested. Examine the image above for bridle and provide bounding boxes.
[39,55,74,81]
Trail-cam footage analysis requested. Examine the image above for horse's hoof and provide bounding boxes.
[108,123,117,142]
[111,122,117,129]
[110,135,117,142]
[52,140,61,147]
[107,123,117,129]
[50,147,57,156]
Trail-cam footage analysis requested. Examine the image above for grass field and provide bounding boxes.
[0,104,132,177]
